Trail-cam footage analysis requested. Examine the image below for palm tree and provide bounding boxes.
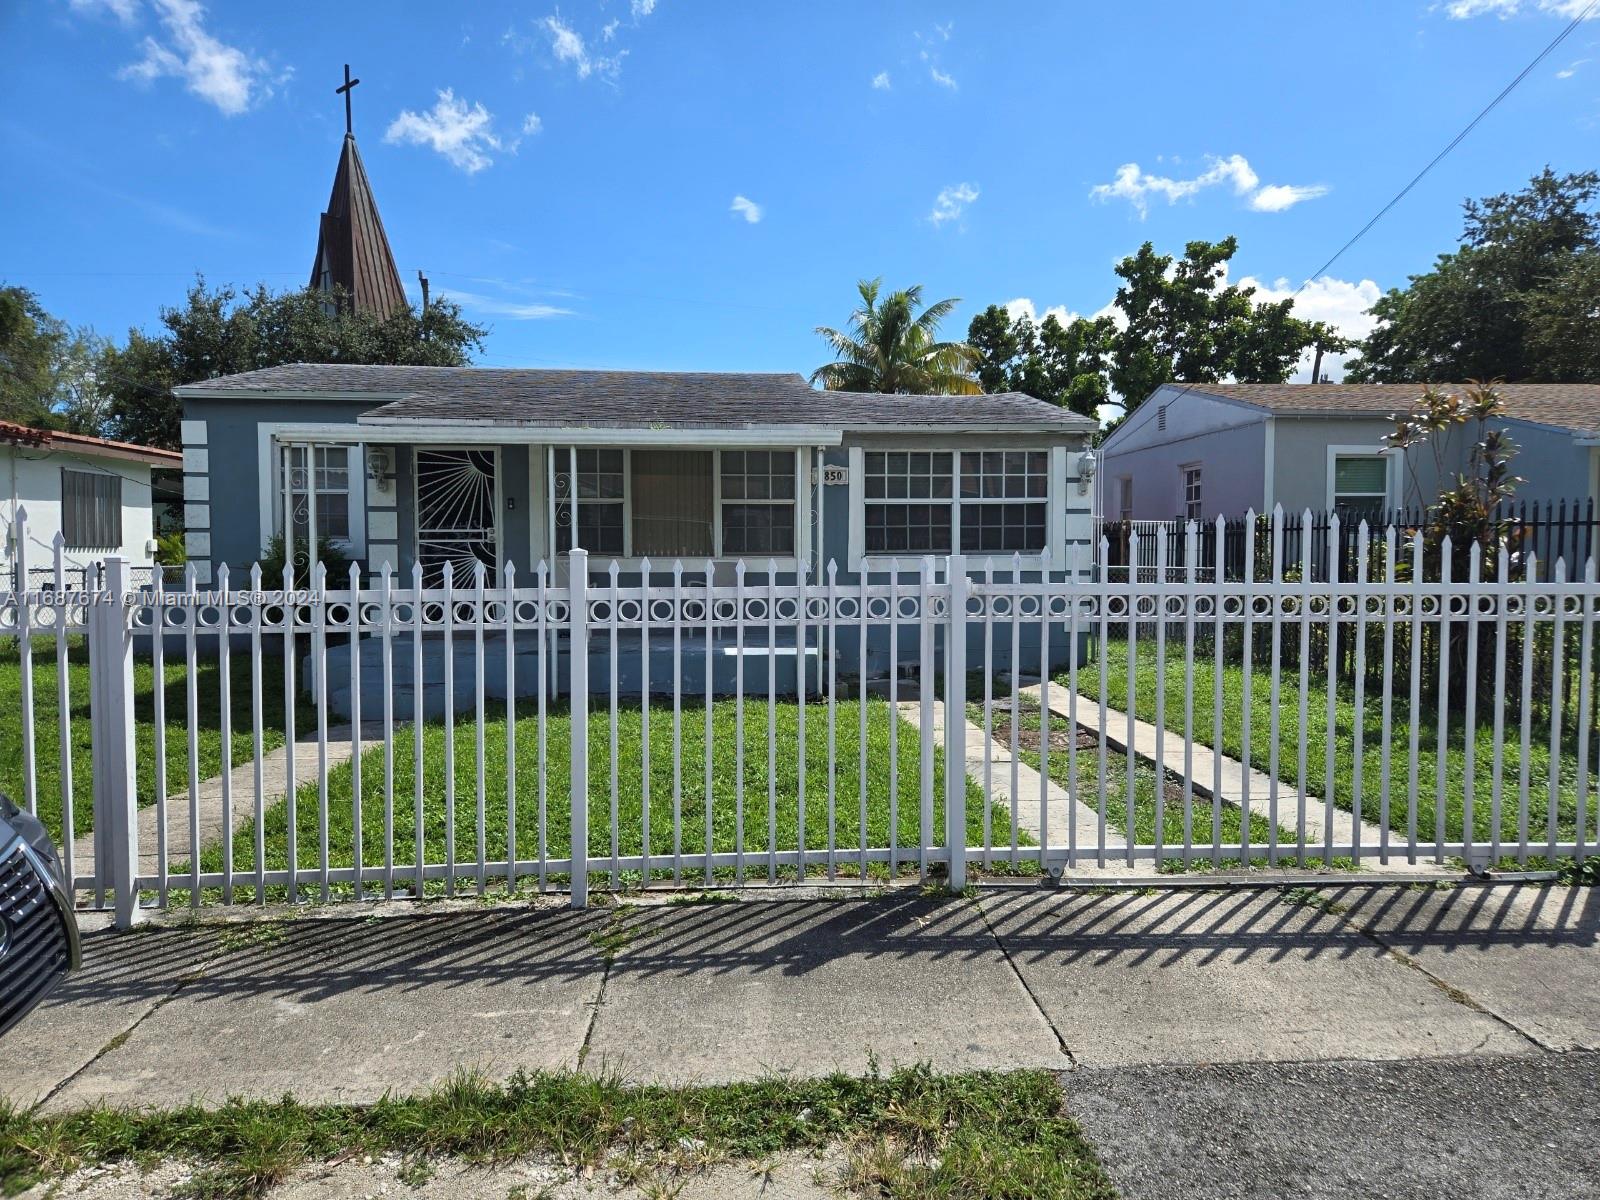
[811,279,981,394]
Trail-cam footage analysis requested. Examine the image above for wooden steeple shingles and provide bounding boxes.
[309,133,408,319]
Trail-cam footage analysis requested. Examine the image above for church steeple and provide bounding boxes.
[309,65,407,319]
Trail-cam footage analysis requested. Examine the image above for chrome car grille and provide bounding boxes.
[0,837,76,1037]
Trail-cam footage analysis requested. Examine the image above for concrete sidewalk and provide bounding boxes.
[5,882,1596,1115]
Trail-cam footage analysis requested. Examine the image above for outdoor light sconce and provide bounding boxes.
[1077,448,1097,496]
[366,446,395,493]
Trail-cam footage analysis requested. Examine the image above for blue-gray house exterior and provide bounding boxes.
[178,365,1096,714]
[1097,381,1600,523]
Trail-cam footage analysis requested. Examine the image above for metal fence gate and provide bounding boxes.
[1,508,1595,927]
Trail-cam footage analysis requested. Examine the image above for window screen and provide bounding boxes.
[61,469,121,550]
[1333,455,1388,516]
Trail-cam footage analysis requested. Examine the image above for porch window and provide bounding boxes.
[720,451,795,555]
[556,448,797,558]
[862,450,1049,555]
[555,449,625,555]
[285,446,350,543]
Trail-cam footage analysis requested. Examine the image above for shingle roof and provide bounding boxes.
[176,364,1096,431]
[309,135,407,319]
[1181,382,1600,435]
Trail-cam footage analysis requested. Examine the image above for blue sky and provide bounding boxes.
[4,0,1598,383]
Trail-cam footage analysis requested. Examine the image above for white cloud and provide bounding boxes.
[439,288,574,320]
[730,194,763,224]
[69,0,139,23]
[541,13,624,80]
[522,111,543,134]
[872,70,891,90]
[1003,298,1081,328]
[1444,0,1597,17]
[1238,274,1384,381]
[1556,57,1590,76]
[602,18,620,40]
[117,0,275,116]
[631,0,657,15]
[930,181,978,226]
[929,66,957,89]
[385,89,504,173]
[1250,182,1331,212]
[1091,154,1329,218]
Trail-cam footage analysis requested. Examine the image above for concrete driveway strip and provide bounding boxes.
[41,908,611,1111]
[3,924,221,1109]
[583,894,1071,1084]
[1321,882,1600,1051]
[980,888,1531,1067]
[1064,1052,1600,1200]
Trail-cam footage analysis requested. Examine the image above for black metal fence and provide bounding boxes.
[1094,499,1599,725]
[1097,498,1600,584]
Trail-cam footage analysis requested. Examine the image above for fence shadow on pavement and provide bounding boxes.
[45,883,1594,1017]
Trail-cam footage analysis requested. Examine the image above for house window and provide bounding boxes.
[285,446,351,544]
[862,450,1049,555]
[720,450,795,555]
[555,448,797,558]
[61,469,121,549]
[1181,464,1202,520]
[555,449,626,554]
[1331,454,1388,518]
[1118,477,1134,521]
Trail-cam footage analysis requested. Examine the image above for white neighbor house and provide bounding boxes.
[2,421,181,588]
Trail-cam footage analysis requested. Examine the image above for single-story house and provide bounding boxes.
[1095,382,1600,522]
[2,421,181,590]
[176,364,1096,712]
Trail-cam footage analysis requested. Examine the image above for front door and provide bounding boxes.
[415,448,499,587]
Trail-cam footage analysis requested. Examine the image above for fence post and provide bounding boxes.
[89,556,140,928]
[944,554,968,892]
[568,548,589,909]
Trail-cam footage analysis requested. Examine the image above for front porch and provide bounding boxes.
[271,424,828,588]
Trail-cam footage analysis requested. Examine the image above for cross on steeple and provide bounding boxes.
[335,63,360,136]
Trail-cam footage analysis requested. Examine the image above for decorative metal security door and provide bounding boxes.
[415,448,499,587]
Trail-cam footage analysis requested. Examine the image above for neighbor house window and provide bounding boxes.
[285,445,351,544]
[1331,454,1388,518]
[862,450,1049,556]
[556,448,797,558]
[1181,464,1202,520]
[61,469,121,549]
[1118,477,1133,522]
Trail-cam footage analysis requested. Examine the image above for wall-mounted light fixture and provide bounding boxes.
[366,446,395,493]
[1076,448,1097,496]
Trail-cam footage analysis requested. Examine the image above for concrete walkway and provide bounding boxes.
[6,883,1595,1112]
[1022,684,1454,875]
[70,724,381,886]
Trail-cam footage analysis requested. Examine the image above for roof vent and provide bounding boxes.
[1157,404,1168,432]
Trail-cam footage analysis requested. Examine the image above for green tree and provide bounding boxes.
[1105,237,1315,412]
[99,278,488,448]
[966,304,1113,418]
[811,279,980,394]
[1346,168,1600,383]
[0,285,115,433]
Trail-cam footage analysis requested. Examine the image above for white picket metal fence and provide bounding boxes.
[1,506,1596,927]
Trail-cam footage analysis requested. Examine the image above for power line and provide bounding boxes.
[1298,0,1598,292]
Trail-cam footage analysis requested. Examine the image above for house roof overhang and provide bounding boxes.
[274,421,847,446]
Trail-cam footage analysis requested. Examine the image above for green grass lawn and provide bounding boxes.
[0,1065,1118,1200]
[1060,637,1591,861]
[196,697,1036,898]
[972,695,1328,872]
[0,637,308,848]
